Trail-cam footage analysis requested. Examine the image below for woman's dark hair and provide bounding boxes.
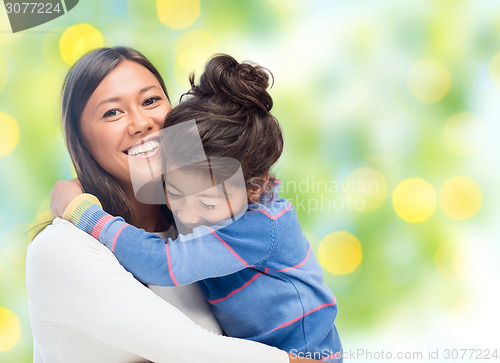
[163,54,283,196]
[62,46,169,224]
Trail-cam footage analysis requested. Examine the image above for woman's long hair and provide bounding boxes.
[62,47,170,225]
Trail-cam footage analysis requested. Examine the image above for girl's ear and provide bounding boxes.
[247,187,260,204]
[247,172,271,204]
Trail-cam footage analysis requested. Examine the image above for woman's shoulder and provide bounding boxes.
[26,218,116,279]
[29,218,109,255]
[26,218,124,313]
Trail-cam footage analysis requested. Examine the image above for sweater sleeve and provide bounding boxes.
[26,218,288,363]
[63,195,275,286]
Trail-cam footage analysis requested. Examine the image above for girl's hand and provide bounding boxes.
[50,178,84,217]
[288,353,325,362]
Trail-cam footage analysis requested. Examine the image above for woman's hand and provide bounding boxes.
[50,178,84,217]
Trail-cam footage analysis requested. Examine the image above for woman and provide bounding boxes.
[26,47,321,362]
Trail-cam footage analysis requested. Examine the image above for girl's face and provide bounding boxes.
[80,60,171,188]
[164,167,248,231]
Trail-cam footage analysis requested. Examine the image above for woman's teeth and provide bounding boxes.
[128,140,159,157]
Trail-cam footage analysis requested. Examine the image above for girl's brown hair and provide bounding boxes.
[164,54,283,196]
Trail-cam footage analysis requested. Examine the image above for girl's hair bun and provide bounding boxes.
[190,54,273,114]
[168,53,283,191]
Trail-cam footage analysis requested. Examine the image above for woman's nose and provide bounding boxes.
[127,109,154,135]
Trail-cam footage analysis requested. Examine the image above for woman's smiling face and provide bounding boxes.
[80,60,172,188]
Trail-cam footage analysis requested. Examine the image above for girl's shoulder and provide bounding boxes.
[247,194,293,221]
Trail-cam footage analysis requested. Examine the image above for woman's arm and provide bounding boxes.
[26,218,289,363]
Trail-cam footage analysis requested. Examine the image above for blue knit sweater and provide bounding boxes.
[65,188,343,362]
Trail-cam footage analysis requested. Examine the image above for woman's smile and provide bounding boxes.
[124,137,161,158]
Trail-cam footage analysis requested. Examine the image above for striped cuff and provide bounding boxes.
[62,193,102,226]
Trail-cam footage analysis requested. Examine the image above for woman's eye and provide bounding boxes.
[144,97,161,106]
[103,109,122,118]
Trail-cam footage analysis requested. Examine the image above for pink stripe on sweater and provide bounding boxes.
[278,245,311,273]
[321,346,343,361]
[110,224,128,253]
[266,300,337,334]
[165,243,180,286]
[208,227,250,267]
[90,214,114,239]
[208,272,263,304]
[257,203,292,220]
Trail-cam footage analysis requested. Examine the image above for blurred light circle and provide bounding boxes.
[393,178,436,223]
[443,112,484,156]
[174,30,218,88]
[0,112,20,157]
[269,0,308,12]
[174,29,217,57]
[488,52,500,88]
[439,176,482,220]
[157,0,200,29]
[407,59,451,103]
[59,23,104,66]
[318,231,362,275]
[0,58,7,91]
[343,167,388,212]
[0,307,21,352]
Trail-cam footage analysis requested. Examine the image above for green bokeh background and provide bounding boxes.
[1,0,499,362]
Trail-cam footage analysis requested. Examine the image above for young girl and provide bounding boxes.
[51,54,342,362]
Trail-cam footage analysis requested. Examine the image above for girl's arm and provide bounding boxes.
[62,195,276,286]
[26,218,290,363]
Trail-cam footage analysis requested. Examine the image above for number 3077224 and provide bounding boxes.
[5,2,62,14]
